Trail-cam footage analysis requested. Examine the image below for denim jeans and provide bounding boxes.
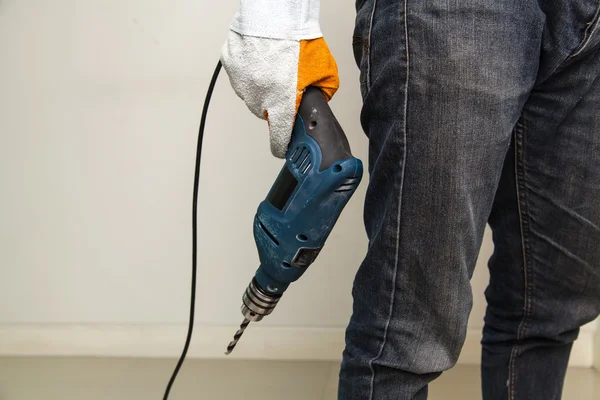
[340,0,600,399]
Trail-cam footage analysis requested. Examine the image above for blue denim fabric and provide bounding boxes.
[340,0,600,399]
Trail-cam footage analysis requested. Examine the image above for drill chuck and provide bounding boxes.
[224,278,283,355]
[241,278,282,322]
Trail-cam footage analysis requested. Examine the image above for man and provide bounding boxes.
[220,0,600,398]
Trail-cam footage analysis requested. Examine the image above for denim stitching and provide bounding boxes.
[508,129,521,400]
[367,1,409,399]
[508,119,533,400]
[365,0,378,90]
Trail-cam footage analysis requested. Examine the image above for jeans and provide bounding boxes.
[340,0,600,399]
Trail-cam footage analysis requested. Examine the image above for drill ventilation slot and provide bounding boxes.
[290,146,312,174]
[258,220,279,246]
[335,176,361,192]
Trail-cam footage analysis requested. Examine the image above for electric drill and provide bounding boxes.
[225,87,363,354]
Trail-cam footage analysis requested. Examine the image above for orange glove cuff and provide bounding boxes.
[296,38,340,114]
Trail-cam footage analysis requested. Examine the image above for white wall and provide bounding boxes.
[0,0,595,363]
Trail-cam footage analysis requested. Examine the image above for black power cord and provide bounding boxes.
[163,60,222,399]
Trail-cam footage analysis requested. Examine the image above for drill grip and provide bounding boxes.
[298,87,354,171]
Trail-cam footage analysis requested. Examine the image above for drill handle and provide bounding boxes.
[298,87,354,171]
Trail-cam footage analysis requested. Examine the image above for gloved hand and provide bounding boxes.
[220,0,339,158]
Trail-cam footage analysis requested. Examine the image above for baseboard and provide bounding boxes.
[0,324,595,367]
[0,324,343,361]
[594,329,600,371]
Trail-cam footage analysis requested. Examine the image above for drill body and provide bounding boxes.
[226,87,363,353]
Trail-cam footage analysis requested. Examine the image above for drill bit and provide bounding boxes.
[225,318,251,355]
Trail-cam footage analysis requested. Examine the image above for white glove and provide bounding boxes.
[220,0,339,158]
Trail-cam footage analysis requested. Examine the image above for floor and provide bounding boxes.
[0,357,597,399]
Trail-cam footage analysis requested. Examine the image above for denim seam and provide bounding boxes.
[507,128,521,400]
[366,1,409,399]
[365,0,378,90]
[508,119,533,400]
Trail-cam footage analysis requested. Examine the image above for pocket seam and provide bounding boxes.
[570,1,600,59]
[365,0,378,91]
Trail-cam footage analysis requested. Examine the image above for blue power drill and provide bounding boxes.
[225,87,363,354]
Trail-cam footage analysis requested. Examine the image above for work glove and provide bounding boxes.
[220,0,339,158]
